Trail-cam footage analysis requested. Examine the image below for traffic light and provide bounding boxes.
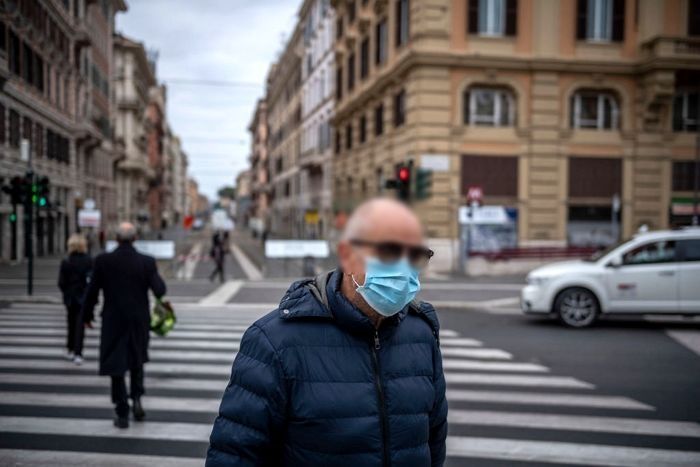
[1,176,27,205]
[396,164,412,201]
[36,176,49,207]
[414,168,433,201]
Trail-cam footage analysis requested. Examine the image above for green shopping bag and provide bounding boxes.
[150,299,176,337]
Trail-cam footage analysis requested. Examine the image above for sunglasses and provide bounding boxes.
[350,239,434,268]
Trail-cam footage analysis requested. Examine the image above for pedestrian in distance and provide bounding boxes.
[78,222,167,429]
[206,197,447,467]
[57,234,92,366]
[209,230,227,283]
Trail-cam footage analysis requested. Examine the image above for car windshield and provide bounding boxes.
[583,240,628,262]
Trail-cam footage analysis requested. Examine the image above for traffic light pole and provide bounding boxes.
[22,139,34,296]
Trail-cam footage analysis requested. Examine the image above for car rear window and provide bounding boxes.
[679,239,700,262]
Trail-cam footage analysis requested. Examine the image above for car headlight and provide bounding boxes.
[527,276,550,286]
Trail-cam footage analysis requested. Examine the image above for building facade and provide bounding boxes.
[247,98,270,236]
[113,33,156,231]
[331,0,700,270]
[145,84,166,231]
[235,168,253,228]
[266,26,304,238]
[0,0,125,262]
[299,0,335,239]
[168,132,188,228]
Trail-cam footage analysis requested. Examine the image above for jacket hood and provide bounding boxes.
[276,269,440,336]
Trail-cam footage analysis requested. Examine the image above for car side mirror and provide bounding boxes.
[607,256,622,268]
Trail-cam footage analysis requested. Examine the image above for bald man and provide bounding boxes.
[207,198,447,467]
[80,222,167,429]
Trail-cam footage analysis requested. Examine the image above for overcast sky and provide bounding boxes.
[117,0,299,199]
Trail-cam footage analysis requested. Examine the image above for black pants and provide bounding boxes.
[111,366,144,417]
[66,303,82,354]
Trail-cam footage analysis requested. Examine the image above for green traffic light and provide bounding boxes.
[39,197,47,207]
[9,213,17,223]
[32,195,38,204]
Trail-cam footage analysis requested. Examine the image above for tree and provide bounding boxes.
[217,185,236,200]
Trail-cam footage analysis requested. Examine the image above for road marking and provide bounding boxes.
[446,436,700,466]
[0,335,244,351]
[0,450,201,467]
[438,337,482,347]
[0,416,212,442]
[445,373,594,389]
[230,243,263,280]
[0,328,249,340]
[442,360,549,373]
[176,242,202,280]
[666,330,700,357]
[0,358,233,376]
[449,409,700,437]
[446,389,653,410]
[422,283,523,291]
[441,348,512,360]
[0,391,221,412]
[198,280,244,306]
[0,373,225,392]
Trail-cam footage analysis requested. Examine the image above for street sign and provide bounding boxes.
[20,139,30,162]
[420,154,449,172]
[466,186,483,205]
[77,209,101,228]
[84,199,96,210]
[265,240,330,259]
[459,205,510,225]
[106,240,176,260]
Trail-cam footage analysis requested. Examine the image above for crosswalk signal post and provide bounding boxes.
[396,162,412,202]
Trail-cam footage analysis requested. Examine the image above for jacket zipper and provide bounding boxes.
[371,329,390,467]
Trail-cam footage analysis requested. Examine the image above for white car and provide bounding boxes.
[521,227,700,327]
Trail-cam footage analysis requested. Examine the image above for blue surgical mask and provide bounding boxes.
[352,257,421,317]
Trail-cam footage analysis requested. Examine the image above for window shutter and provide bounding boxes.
[463,91,470,124]
[576,0,587,40]
[468,0,479,34]
[612,0,625,42]
[689,0,700,36]
[505,0,518,36]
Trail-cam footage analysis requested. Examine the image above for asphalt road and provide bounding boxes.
[1,237,699,465]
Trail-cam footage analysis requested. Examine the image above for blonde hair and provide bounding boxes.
[67,234,87,254]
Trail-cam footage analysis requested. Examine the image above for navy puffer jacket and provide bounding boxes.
[206,269,448,467]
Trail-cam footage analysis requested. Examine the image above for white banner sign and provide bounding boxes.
[106,240,176,260]
[77,209,101,228]
[420,154,450,172]
[459,206,511,225]
[265,240,330,259]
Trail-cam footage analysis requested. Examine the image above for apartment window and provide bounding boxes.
[336,66,343,100]
[9,110,19,148]
[9,30,20,75]
[22,117,32,145]
[690,0,700,36]
[672,91,699,132]
[394,89,406,127]
[375,18,388,65]
[347,52,356,91]
[348,0,356,23]
[22,42,33,83]
[571,90,620,130]
[359,115,367,143]
[0,104,4,144]
[337,17,344,40]
[468,0,517,36]
[345,123,353,150]
[374,103,384,136]
[360,37,370,79]
[335,129,342,154]
[463,87,515,126]
[0,22,6,52]
[576,0,624,42]
[672,161,699,191]
[396,0,410,47]
[34,122,43,158]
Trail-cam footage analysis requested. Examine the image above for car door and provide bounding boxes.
[677,238,700,313]
[605,239,679,312]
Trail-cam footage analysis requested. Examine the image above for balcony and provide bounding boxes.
[641,36,700,65]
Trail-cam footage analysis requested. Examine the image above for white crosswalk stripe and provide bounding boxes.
[0,303,699,467]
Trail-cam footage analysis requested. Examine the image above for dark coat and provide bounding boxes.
[81,243,166,376]
[206,269,448,467]
[58,252,93,308]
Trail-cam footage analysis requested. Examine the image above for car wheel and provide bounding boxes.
[554,287,599,328]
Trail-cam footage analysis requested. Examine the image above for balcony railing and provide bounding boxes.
[641,36,700,61]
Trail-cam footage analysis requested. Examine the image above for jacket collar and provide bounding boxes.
[279,269,416,335]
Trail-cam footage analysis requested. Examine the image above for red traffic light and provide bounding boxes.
[398,167,410,182]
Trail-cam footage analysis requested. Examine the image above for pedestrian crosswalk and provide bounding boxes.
[1,303,699,466]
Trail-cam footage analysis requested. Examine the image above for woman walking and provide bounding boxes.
[58,234,92,365]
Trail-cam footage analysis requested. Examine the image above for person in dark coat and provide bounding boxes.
[57,234,92,365]
[206,198,447,467]
[79,222,167,429]
[209,230,227,283]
